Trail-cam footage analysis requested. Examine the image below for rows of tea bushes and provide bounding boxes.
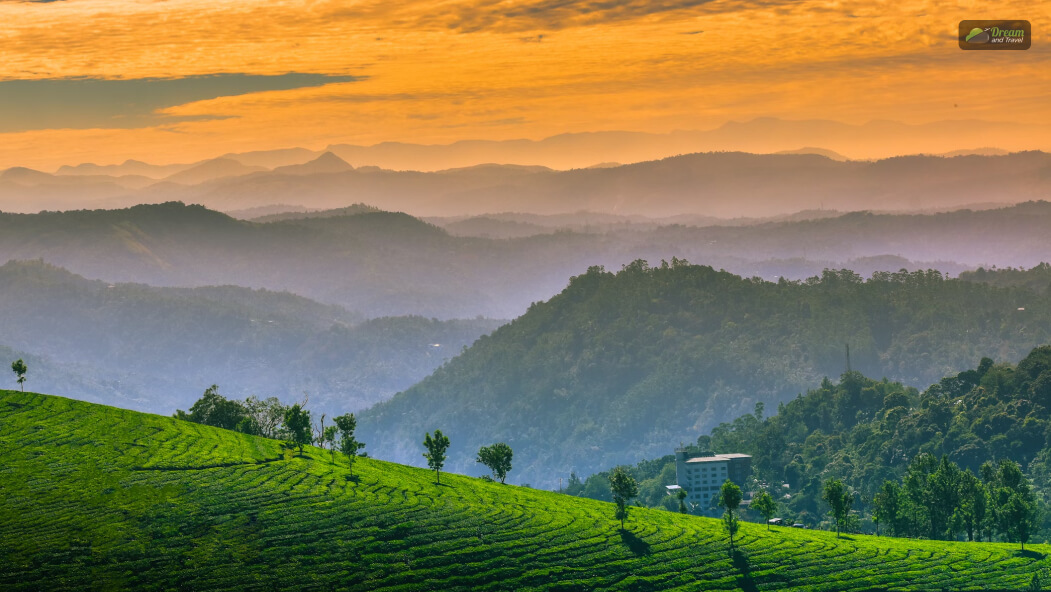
[2,390,1049,590]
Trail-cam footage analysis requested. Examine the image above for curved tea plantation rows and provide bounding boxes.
[1,390,1049,591]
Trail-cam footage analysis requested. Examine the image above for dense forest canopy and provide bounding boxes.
[359,260,1051,488]
[570,346,1051,542]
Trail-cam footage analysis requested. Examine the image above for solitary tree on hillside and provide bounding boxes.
[677,489,688,514]
[283,404,312,456]
[751,490,777,530]
[476,443,513,484]
[823,478,854,538]
[719,480,742,550]
[423,430,450,485]
[333,413,365,477]
[608,467,639,529]
[11,359,27,392]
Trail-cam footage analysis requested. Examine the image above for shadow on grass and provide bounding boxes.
[345,475,360,483]
[619,529,651,556]
[732,549,759,592]
[837,535,856,541]
[1016,549,1045,560]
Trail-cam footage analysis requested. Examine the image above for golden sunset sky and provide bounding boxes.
[0,0,1048,170]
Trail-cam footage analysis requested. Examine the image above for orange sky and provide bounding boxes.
[0,0,1048,170]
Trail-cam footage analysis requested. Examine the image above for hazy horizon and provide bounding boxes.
[2,119,1050,175]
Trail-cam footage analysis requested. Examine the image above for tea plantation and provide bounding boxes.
[2,390,1050,591]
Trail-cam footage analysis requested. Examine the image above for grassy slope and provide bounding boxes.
[1,390,1048,591]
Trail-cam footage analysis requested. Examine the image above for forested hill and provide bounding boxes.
[570,347,1051,532]
[701,346,1051,530]
[359,261,1051,488]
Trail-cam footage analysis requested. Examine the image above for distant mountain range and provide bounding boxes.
[4,201,1051,319]
[2,148,1049,219]
[0,260,501,415]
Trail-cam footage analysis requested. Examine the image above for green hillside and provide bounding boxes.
[3,390,1051,591]
[359,262,1051,487]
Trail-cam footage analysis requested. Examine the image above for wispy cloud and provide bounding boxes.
[0,73,360,132]
[414,0,727,32]
[0,0,1046,170]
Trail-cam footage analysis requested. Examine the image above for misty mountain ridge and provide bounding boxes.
[270,152,354,175]
[37,118,1049,177]
[55,159,195,179]
[2,149,1048,218]
[5,200,1051,318]
[0,259,502,415]
[162,158,268,185]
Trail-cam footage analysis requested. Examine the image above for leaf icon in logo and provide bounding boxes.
[965,28,990,43]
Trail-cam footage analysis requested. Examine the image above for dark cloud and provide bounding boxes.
[423,0,723,32]
[0,73,360,133]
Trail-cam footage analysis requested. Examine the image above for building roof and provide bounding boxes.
[685,453,752,464]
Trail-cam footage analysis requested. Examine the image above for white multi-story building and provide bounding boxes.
[671,449,752,514]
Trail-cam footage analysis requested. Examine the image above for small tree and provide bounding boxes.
[333,414,365,477]
[608,467,639,529]
[311,413,328,449]
[322,425,338,450]
[243,395,288,439]
[11,359,27,392]
[235,416,261,436]
[476,443,513,484]
[677,489,688,514]
[719,480,743,550]
[1002,493,1038,551]
[823,478,854,538]
[956,469,985,542]
[423,430,450,484]
[283,404,312,456]
[751,490,777,530]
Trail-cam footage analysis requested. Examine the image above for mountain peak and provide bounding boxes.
[272,151,354,175]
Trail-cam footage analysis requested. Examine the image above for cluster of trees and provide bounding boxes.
[563,457,678,510]
[174,386,366,468]
[567,346,1051,547]
[679,347,1051,537]
[175,389,516,489]
[961,262,1051,294]
[872,455,1039,548]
